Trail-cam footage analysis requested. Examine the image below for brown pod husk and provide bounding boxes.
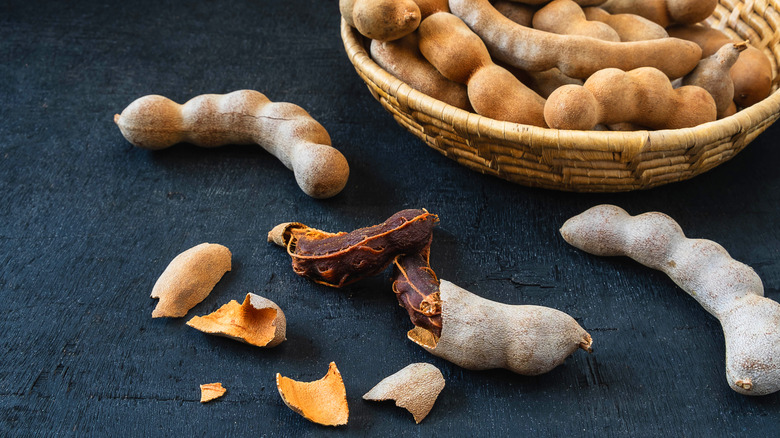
[363,362,445,423]
[186,293,286,348]
[268,209,438,287]
[276,362,349,426]
[392,242,442,337]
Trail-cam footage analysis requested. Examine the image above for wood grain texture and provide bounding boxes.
[0,0,779,435]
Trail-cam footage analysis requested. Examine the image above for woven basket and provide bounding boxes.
[340,1,780,192]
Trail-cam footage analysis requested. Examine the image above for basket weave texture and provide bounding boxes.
[341,0,780,192]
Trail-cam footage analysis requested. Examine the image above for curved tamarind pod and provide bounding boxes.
[668,25,773,108]
[267,209,438,288]
[407,279,592,376]
[532,0,620,42]
[544,67,716,130]
[418,12,547,126]
[448,0,702,79]
[683,42,747,118]
[600,0,717,27]
[114,90,349,199]
[583,7,669,41]
[561,204,780,395]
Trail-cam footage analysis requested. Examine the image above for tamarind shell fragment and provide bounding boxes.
[392,243,443,337]
[268,209,438,288]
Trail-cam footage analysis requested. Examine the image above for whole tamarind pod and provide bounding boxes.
[668,24,773,108]
[600,0,717,27]
[683,42,747,118]
[114,90,349,199]
[532,0,620,42]
[370,33,472,111]
[561,204,780,396]
[418,12,547,126]
[544,67,716,130]
[583,7,669,41]
[268,209,438,288]
[448,0,702,79]
[493,0,535,27]
[392,241,443,337]
[406,279,592,376]
[340,0,421,41]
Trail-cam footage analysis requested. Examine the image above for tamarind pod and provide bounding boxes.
[532,0,621,42]
[448,0,702,79]
[683,42,747,119]
[493,0,535,27]
[583,7,669,41]
[600,0,717,27]
[407,280,592,376]
[370,34,472,111]
[392,241,443,337]
[561,204,780,395]
[268,209,439,288]
[502,0,606,5]
[340,0,421,41]
[114,90,349,199]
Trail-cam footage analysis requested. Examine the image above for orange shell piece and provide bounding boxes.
[276,362,349,426]
[187,293,286,347]
[200,382,226,403]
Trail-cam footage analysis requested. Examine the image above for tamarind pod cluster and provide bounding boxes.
[114,90,349,199]
[406,279,592,376]
[418,12,547,126]
[600,0,718,27]
[369,34,472,111]
[392,241,443,337]
[267,209,438,288]
[544,67,716,130]
[532,0,620,42]
[683,42,747,119]
[583,7,669,41]
[561,204,780,396]
[448,0,702,79]
[667,24,773,108]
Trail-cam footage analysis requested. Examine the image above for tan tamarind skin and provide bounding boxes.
[667,25,773,108]
[533,0,620,42]
[408,280,592,376]
[544,67,717,130]
[522,68,583,99]
[493,0,535,27]
[502,0,606,5]
[418,12,546,126]
[561,204,780,396]
[449,0,702,79]
[583,7,669,41]
[370,33,472,111]
[600,0,717,27]
[114,90,349,199]
[683,42,747,119]
[340,0,421,41]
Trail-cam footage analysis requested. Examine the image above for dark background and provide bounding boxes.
[1,0,778,436]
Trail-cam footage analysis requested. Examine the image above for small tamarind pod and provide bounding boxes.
[582,7,669,41]
[668,24,773,108]
[561,204,780,395]
[600,0,717,27]
[449,0,702,79]
[532,0,620,42]
[405,279,592,376]
[370,33,472,111]
[340,0,421,41]
[493,0,535,27]
[544,67,717,130]
[267,209,438,288]
[683,42,747,119]
[392,241,443,337]
[418,12,547,126]
[501,0,606,5]
[114,90,349,199]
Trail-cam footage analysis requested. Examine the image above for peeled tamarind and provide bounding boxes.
[561,204,780,395]
[114,90,349,199]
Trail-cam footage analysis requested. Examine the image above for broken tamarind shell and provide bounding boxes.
[276,362,349,426]
[268,209,438,287]
[363,362,445,424]
[199,382,226,403]
[186,293,286,348]
[392,241,442,337]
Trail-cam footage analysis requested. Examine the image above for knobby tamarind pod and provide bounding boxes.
[600,0,717,27]
[683,42,747,119]
[267,209,438,288]
[532,0,620,42]
[448,0,702,79]
[114,90,349,199]
[340,0,449,41]
[582,7,669,41]
[392,240,443,337]
[561,204,780,395]
[406,279,592,376]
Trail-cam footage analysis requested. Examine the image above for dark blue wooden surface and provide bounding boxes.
[1,0,779,436]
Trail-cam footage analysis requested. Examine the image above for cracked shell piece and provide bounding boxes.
[276,362,349,426]
[186,293,286,347]
[200,382,226,403]
[363,363,445,423]
[151,243,232,318]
